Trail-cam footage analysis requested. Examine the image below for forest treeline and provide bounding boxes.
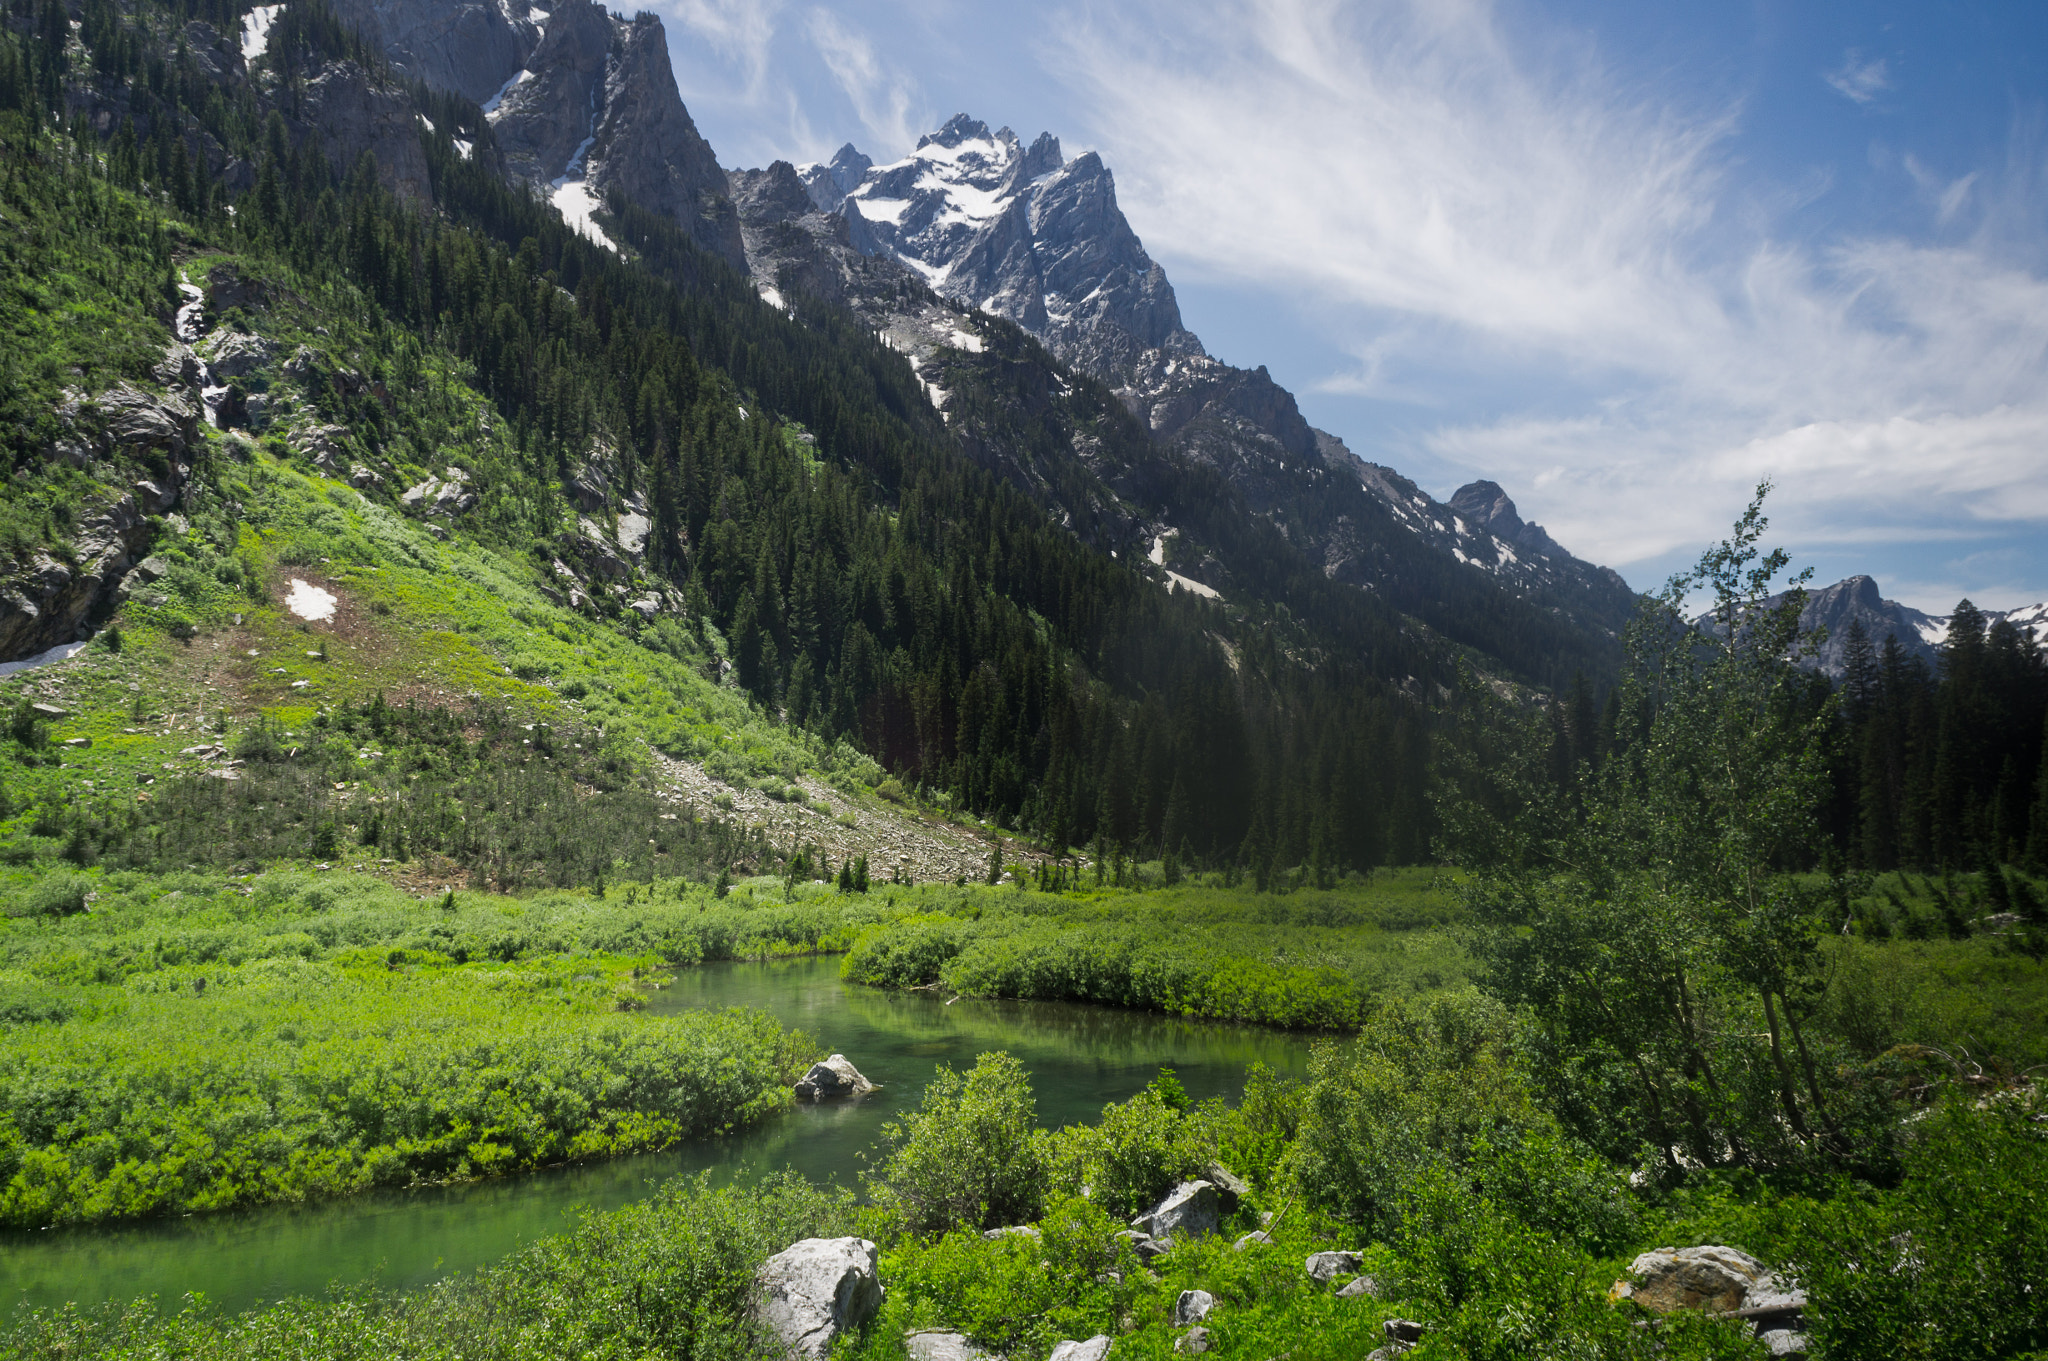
[3,0,2046,887]
[0,0,1437,874]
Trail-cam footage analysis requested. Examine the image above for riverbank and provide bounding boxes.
[0,956,1311,1315]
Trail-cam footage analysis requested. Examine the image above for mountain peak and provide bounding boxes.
[1449,480,1567,560]
[917,114,994,151]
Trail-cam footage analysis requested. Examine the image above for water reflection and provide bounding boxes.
[2,957,1309,1317]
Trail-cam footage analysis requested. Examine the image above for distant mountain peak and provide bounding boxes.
[917,113,997,150]
[1447,480,1567,560]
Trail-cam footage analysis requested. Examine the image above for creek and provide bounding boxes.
[2,956,1311,1317]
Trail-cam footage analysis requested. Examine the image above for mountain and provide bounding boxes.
[329,0,742,266]
[1698,574,2048,678]
[784,115,1641,671]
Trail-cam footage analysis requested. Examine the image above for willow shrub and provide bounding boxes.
[0,956,811,1227]
[1784,1094,2048,1360]
[842,914,1367,1029]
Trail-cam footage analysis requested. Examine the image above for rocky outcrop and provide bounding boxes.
[1197,1162,1248,1211]
[0,495,151,661]
[400,467,477,516]
[1448,480,1568,561]
[754,1237,884,1359]
[587,14,742,267]
[1131,1180,1220,1243]
[477,0,742,267]
[487,0,611,188]
[1047,1339,1112,1361]
[792,1054,875,1100]
[295,61,433,203]
[325,0,537,105]
[1368,1318,1425,1360]
[811,115,1202,382]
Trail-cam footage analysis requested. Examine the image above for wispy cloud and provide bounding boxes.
[1825,49,1891,105]
[805,8,923,157]
[1044,0,2048,590]
[661,0,786,94]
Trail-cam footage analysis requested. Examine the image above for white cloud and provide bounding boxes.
[661,0,786,93]
[1041,0,2048,585]
[1825,49,1891,105]
[805,9,924,159]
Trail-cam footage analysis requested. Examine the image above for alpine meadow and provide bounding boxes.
[0,0,2044,1358]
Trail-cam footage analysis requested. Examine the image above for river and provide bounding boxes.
[2,957,1313,1317]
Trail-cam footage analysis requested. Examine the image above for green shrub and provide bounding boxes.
[1784,1096,2048,1360]
[866,1051,1046,1233]
[1291,990,1542,1236]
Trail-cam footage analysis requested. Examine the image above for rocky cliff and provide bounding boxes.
[327,0,744,267]
[790,114,1639,643]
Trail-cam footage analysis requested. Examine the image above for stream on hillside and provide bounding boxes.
[2,956,1314,1317]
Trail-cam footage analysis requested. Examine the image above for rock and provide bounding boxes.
[30,703,69,720]
[1174,1326,1211,1354]
[134,556,170,582]
[1232,1230,1270,1252]
[201,331,277,379]
[348,463,384,490]
[753,1237,884,1359]
[1368,1318,1424,1360]
[98,382,199,455]
[400,468,478,516]
[905,1331,990,1361]
[627,593,661,619]
[62,736,90,748]
[793,1053,875,1100]
[295,61,433,204]
[981,1224,1041,1242]
[1335,1275,1381,1299]
[0,495,149,660]
[1048,1339,1112,1361]
[1759,1330,1809,1358]
[154,343,202,388]
[1305,1250,1361,1284]
[1171,1289,1214,1326]
[1199,1161,1248,1211]
[206,264,274,314]
[1616,1246,1770,1315]
[1131,1180,1219,1243]
[324,0,536,106]
[1114,1229,1169,1262]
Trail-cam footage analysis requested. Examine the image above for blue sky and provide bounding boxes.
[652,0,2048,612]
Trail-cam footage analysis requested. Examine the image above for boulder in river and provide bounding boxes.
[1131,1180,1219,1243]
[754,1237,883,1358]
[793,1053,876,1100]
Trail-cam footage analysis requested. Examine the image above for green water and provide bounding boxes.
[2,957,1310,1317]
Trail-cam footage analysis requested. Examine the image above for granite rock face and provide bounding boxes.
[781,115,1640,647]
[0,495,151,661]
[587,14,743,266]
[325,0,539,105]
[294,61,434,203]
[805,115,1202,383]
[328,0,742,266]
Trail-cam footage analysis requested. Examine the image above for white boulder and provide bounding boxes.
[754,1237,884,1358]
